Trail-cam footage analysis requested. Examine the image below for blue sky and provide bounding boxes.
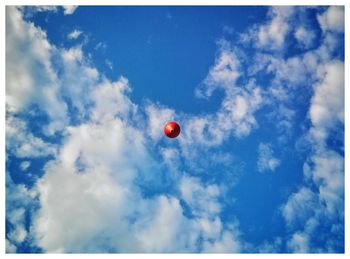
[5,5,344,253]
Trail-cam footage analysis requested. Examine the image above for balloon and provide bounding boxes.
[164,121,180,138]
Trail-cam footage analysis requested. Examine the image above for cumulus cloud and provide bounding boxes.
[309,61,344,134]
[6,6,69,135]
[257,143,280,172]
[317,6,344,33]
[90,77,137,123]
[32,120,241,252]
[59,45,100,120]
[33,157,135,252]
[135,196,195,252]
[202,228,241,253]
[31,84,162,252]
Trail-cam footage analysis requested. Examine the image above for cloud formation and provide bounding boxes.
[317,6,344,33]
[257,143,280,172]
[6,6,246,253]
[5,6,344,253]
[67,29,82,40]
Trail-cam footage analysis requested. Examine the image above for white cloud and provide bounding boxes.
[90,77,136,123]
[67,29,82,40]
[6,116,57,158]
[7,223,27,244]
[62,6,78,15]
[34,6,59,13]
[32,158,135,252]
[146,104,175,141]
[20,161,31,171]
[30,75,188,252]
[20,6,59,16]
[32,116,154,252]
[59,45,100,119]
[287,232,310,253]
[309,61,344,132]
[186,43,263,149]
[267,56,312,86]
[179,175,242,252]
[180,176,221,217]
[7,5,344,253]
[105,59,113,70]
[6,6,52,112]
[281,187,318,227]
[159,147,181,173]
[317,6,344,33]
[202,228,241,253]
[257,237,282,253]
[32,125,241,252]
[6,6,69,135]
[6,172,37,252]
[5,20,167,249]
[62,46,83,63]
[257,6,294,49]
[135,196,195,252]
[294,26,316,49]
[196,47,240,98]
[267,105,295,144]
[279,43,344,253]
[6,239,17,253]
[95,42,107,51]
[257,143,280,172]
[304,150,344,217]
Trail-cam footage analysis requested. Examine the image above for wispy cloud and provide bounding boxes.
[6,172,37,253]
[257,143,280,172]
[67,29,82,40]
[240,7,294,50]
[294,26,316,49]
[6,116,57,158]
[62,6,78,15]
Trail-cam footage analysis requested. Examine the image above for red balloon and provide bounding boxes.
[164,121,181,138]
